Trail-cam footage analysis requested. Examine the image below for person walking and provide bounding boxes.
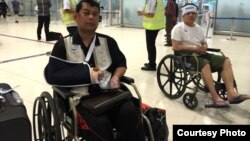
[0,0,9,19]
[61,0,78,35]
[11,0,20,23]
[138,0,165,71]
[164,0,178,46]
[36,0,51,41]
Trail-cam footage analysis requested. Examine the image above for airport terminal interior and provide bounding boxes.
[0,0,250,140]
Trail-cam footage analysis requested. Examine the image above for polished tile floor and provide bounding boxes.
[1,18,250,141]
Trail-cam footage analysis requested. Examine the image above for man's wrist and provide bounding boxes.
[191,45,196,50]
[111,76,119,81]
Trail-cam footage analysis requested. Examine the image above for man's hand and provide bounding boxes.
[109,76,120,89]
[137,11,143,16]
[193,44,207,54]
[90,68,104,84]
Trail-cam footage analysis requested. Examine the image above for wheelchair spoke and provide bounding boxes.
[163,61,171,74]
[183,93,198,110]
[157,55,187,99]
[41,92,62,141]
[162,79,170,88]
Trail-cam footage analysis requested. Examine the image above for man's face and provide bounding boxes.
[183,12,197,24]
[74,2,100,32]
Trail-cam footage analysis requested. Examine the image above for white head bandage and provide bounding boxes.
[182,4,198,16]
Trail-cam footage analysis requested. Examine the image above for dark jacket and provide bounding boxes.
[44,32,127,86]
[37,0,51,16]
[0,0,9,12]
[11,0,20,11]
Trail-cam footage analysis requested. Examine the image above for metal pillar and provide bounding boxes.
[227,17,236,41]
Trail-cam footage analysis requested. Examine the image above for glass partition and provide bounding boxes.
[99,0,120,26]
[121,0,145,28]
[4,0,62,22]
[214,0,250,36]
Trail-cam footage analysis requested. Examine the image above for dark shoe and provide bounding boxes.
[205,101,229,108]
[141,65,156,71]
[46,38,53,41]
[144,63,150,67]
[229,94,250,104]
[144,63,156,67]
[15,21,19,23]
[38,36,41,40]
[164,43,172,47]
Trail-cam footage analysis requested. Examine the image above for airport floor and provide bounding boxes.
[1,17,250,141]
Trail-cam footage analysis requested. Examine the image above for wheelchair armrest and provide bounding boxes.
[52,76,135,99]
[52,86,75,100]
[120,76,135,84]
[207,48,221,52]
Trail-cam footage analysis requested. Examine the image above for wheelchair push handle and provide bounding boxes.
[52,76,135,99]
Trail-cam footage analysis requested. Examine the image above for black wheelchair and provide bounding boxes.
[156,48,237,110]
[32,76,162,141]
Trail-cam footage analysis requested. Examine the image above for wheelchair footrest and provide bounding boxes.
[205,102,229,108]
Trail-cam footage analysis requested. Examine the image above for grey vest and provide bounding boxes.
[64,36,112,97]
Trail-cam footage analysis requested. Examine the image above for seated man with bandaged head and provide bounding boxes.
[171,3,250,108]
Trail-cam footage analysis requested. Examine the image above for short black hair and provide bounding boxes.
[182,3,199,11]
[76,0,100,13]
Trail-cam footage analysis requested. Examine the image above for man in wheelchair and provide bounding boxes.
[171,3,250,108]
[44,0,145,140]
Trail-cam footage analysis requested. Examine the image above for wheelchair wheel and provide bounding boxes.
[40,92,62,141]
[33,92,62,141]
[214,82,227,100]
[183,93,198,110]
[33,97,50,141]
[191,73,206,92]
[157,54,187,99]
[214,72,238,100]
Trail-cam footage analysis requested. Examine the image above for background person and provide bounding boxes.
[0,0,9,19]
[171,3,250,108]
[11,0,20,23]
[138,0,165,71]
[164,0,178,47]
[44,0,145,140]
[36,0,51,40]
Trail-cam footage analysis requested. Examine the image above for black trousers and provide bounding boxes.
[37,15,50,39]
[145,29,160,66]
[165,17,177,45]
[0,10,7,18]
[77,100,145,141]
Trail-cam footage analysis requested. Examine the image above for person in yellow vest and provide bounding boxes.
[62,0,78,35]
[138,0,165,71]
